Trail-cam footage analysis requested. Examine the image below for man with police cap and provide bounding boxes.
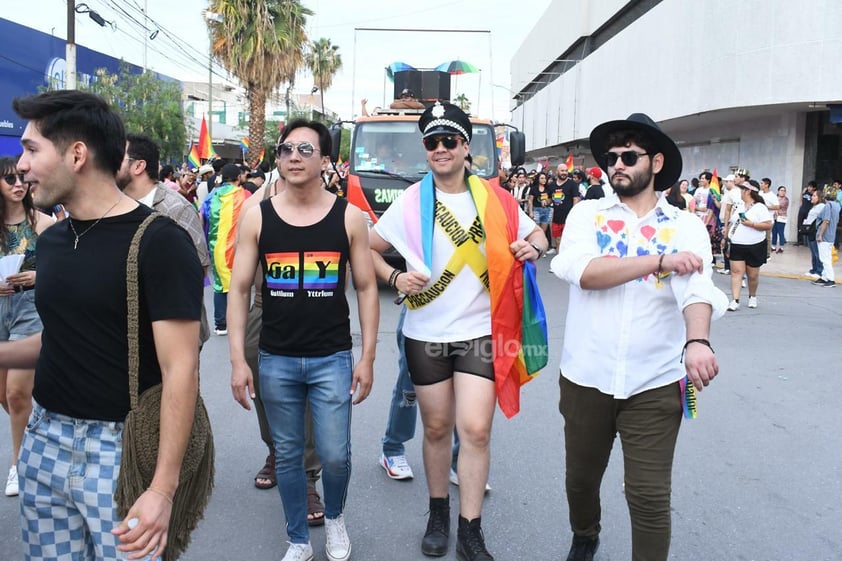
[550,113,727,561]
[370,101,546,561]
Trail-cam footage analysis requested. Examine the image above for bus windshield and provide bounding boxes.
[351,121,497,179]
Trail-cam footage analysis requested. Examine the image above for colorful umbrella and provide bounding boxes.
[435,60,479,75]
[386,61,416,81]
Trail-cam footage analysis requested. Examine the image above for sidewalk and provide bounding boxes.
[716,244,842,280]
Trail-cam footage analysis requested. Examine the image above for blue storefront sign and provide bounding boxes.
[0,17,158,156]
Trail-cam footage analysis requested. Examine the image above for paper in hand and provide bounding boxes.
[0,255,24,284]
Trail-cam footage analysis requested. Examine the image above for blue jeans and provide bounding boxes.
[381,307,463,465]
[19,403,124,561]
[771,222,786,247]
[213,291,227,330]
[809,240,823,275]
[381,307,417,456]
[259,350,353,544]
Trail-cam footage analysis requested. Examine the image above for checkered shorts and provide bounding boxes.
[18,403,126,561]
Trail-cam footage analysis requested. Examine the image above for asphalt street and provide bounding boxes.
[0,258,840,561]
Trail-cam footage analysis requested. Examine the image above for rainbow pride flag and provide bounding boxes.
[200,183,250,292]
[187,144,200,168]
[565,153,574,172]
[198,115,218,160]
[240,137,250,152]
[710,168,721,199]
[410,173,547,418]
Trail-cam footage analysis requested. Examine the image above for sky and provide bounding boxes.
[7,0,552,123]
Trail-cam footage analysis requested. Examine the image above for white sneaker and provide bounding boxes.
[5,465,18,497]
[448,467,491,493]
[727,300,740,312]
[379,453,413,480]
[805,271,820,279]
[717,268,730,275]
[748,296,757,308]
[546,248,556,255]
[214,328,228,336]
[325,514,351,561]
[281,542,313,561]
[741,278,747,288]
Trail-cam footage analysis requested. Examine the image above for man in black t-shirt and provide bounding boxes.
[550,164,581,253]
[1,90,203,561]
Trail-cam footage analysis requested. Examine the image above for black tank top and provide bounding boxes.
[258,196,351,356]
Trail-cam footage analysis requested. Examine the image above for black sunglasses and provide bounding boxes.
[278,142,319,158]
[3,173,25,185]
[423,135,460,151]
[603,151,650,167]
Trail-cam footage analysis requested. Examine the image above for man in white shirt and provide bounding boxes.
[550,113,727,561]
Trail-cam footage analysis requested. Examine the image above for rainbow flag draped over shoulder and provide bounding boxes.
[200,183,250,292]
[407,172,547,418]
[187,144,201,168]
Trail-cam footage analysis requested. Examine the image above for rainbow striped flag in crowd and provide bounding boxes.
[187,144,200,168]
[710,168,721,198]
[240,137,250,152]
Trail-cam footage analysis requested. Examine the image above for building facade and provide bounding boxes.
[510,0,842,234]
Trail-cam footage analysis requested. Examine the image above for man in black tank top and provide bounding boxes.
[227,119,379,561]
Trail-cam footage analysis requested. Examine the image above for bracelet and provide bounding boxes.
[388,268,402,289]
[657,253,665,276]
[529,242,543,258]
[680,338,714,363]
[146,487,174,504]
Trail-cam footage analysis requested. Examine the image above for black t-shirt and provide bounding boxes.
[33,205,203,421]
[551,179,579,224]
[585,183,605,200]
[530,184,551,207]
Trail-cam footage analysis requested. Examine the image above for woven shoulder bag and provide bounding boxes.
[114,213,215,561]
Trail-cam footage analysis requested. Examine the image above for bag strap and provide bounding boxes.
[126,213,163,411]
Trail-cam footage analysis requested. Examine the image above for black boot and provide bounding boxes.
[421,496,450,557]
[456,516,494,561]
[566,534,599,561]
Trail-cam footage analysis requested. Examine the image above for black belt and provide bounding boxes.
[13,285,34,293]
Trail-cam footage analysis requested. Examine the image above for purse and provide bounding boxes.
[114,213,215,561]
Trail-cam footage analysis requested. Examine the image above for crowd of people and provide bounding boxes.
[0,87,836,561]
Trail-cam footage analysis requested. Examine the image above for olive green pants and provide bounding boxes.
[558,373,682,561]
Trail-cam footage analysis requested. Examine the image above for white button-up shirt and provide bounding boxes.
[550,195,728,398]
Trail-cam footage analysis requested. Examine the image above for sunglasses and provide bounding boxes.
[278,142,319,158]
[423,135,460,151]
[3,173,25,185]
[603,151,650,167]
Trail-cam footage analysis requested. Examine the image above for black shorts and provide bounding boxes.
[404,335,494,385]
[729,240,767,268]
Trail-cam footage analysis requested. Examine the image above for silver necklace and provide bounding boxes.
[68,198,121,249]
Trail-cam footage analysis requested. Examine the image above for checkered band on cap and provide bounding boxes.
[423,118,471,143]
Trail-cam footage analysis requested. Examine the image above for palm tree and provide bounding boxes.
[454,93,471,113]
[208,0,311,166]
[305,38,342,122]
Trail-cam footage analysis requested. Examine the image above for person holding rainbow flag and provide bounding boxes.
[370,101,548,561]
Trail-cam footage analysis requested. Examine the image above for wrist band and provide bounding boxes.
[529,242,543,258]
[680,338,713,363]
[654,253,666,288]
[388,269,403,289]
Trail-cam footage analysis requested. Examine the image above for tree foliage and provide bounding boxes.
[305,38,342,121]
[454,93,471,113]
[72,63,186,163]
[208,0,311,166]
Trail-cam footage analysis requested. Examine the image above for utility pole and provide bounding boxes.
[66,0,76,89]
[205,11,224,141]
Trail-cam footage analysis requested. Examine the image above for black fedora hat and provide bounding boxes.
[589,113,682,191]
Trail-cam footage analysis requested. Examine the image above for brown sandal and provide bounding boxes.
[254,454,277,490]
[307,484,324,526]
